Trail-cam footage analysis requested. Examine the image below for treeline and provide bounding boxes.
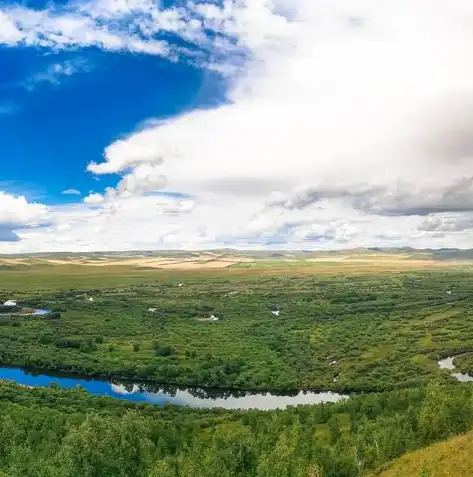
[0,380,472,476]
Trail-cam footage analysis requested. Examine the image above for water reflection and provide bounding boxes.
[0,367,348,410]
[109,382,347,410]
[452,373,473,382]
[437,356,456,370]
[32,309,50,315]
[0,308,50,317]
[437,355,473,382]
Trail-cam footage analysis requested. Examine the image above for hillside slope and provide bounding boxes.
[377,430,473,477]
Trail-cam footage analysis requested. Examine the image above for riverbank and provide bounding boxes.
[0,365,349,410]
[4,350,473,410]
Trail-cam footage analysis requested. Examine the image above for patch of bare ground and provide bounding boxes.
[0,252,470,274]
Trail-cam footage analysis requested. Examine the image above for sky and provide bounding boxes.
[2,0,473,252]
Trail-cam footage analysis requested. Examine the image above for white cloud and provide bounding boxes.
[418,214,473,233]
[0,192,47,225]
[0,194,198,252]
[6,0,473,252]
[0,2,169,57]
[23,58,92,91]
[76,0,473,251]
[0,11,23,46]
[62,189,81,196]
[0,192,48,243]
[264,177,473,216]
[0,0,247,63]
[83,193,106,205]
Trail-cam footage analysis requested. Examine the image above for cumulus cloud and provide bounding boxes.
[0,192,48,242]
[265,177,473,216]
[6,0,473,251]
[83,193,106,205]
[1,194,198,252]
[86,1,473,196]
[418,214,473,233]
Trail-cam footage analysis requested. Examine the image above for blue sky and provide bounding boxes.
[0,41,226,204]
[2,0,473,252]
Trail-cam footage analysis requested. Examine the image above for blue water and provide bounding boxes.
[32,309,50,315]
[0,367,348,410]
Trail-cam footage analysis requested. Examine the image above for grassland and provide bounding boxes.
[1,251,473,475]
[1,253,473,391]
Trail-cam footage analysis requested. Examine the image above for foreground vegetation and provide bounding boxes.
[0,378,471,476]
[1,266,473,391]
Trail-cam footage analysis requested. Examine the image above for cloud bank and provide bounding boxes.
[4,0,473,251]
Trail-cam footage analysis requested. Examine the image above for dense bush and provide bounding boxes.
[0,380,469,477]
[55,338,82,349]
[1,270,473,391]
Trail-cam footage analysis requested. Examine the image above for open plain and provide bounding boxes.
[1,249,473,476]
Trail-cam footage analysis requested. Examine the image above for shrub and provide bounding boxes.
[55,338,82,349]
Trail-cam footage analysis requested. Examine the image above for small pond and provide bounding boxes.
[0,367,349,410]
[437,355,473,382]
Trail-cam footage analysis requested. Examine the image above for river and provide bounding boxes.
[3,310,473,409]
[0,366,348,410]
[6,306,473,407]
[2,354,472,409]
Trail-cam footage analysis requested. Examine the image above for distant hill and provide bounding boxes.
[3,247,473,260]
[430,249,473,260]
[1,248,473,272]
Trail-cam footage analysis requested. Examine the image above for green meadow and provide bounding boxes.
[1,258,473,476]
[1,263,473,391]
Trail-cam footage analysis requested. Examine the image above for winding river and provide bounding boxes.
[0,307,348,409]
[4,309,469,408]
[0,366,348,410]
[1,353,472,410]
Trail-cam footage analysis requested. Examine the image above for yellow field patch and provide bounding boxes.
[377,431,473,477]
[0,250,470,275]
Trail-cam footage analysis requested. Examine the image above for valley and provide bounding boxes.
[1,251,473,476]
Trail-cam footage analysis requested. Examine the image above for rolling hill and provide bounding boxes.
[377,430,473,477]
